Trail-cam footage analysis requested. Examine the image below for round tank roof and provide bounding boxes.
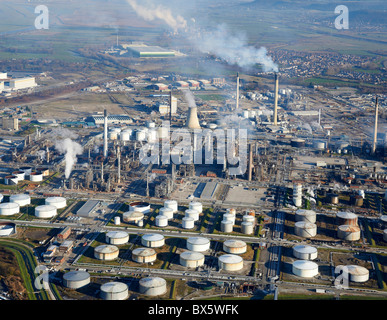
[296,209,316,216]
[10,194,30,201]
[0,203,19,209]
[338,225,360,232]
[218,254,243,264]
[100,282,128,293]
[293,245,317,254]
[63,271,90,281]
[337,212,357,219]
[223,240,246,248]
[95,245,119,254]
[380,215,387,223]
[35,205,57,212]
[345,265,369,276]
[292,260,318,270]
[123,211,144,218]
[142,234,164,242]
[295,221,316,229]
[106,231,128,239]
[180,251,204,260]
[187,237,210,245]
[132,248,156,256]
[139,277,166,287]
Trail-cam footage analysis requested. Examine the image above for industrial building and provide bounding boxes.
[5,77,37,90]
[122,44,175,58]
[76,200,100,217]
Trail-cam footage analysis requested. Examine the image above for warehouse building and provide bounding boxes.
[6,77,37,90]
[88,114,132,125]
[122,44,175,58]
[77,199,100,217]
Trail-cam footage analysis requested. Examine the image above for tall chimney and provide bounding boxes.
[186,107,201,129]
[169,90,173,123]
[273,73,279,126]
[103,109,108,158]
[236,72,240,110]
[117,145,121,183]
[46,145,50,164]
[248,143,253,181]
[372,96,379,154]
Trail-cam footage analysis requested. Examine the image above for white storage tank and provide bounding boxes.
[108,130,119,140]
[218,254,243,271]
[139,277,167,296]
[35,205,57,218]
[164,200,178,213]
[384,229,387,242]
[63,271,90,289]
[292,245,318,260]
[180,251,205,268]
[157,126,170,140]
[341,265,370,283]
[114,216,121,225]
[29,172,43,182]
[141,234,165,248]
[100,282,128,300]
[122,211,144,224]
[189,201,203,214]
[159,207,174,220]
[293,183,303,207]
[241,222,254,235]
[294,221,317,238]
[182,217,195,229]
[292,260,319,278]
[147,129,158,142]
[10,194,31,207]
[136,128,148,142]
[337,225,361,241]
[242,215,255,224]
[0,223,16,236]
[4,175,18,185]
[45,197,67,209]
[295,209,317,223]
[129,201,150,214]
[186,237,210,252]
[105,231,129,245]
[0,194,3,203]
[221,220,234,233]
[0,203,20,216]
[19,166,33,175]
[223,240,247,254]
[185,209,199,221]
[132,248,157,263]
[94,245,119,261]
[223,213,236,224]
[120,129,132,141]
[12,171,25,181]
[155,215,168,227]
[336,212,358,226]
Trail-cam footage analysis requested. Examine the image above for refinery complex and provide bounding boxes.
[0,0,386,303]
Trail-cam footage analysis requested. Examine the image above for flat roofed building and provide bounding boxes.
[2,116,19,130]
[122,44,175,57]
[89,114,132,125]
[77,199,100,217]
[7,77,37,90]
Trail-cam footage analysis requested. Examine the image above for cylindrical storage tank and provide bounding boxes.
[35,205,57,218]
[12,171,25,181]
[137,220,144,227]
[185,209,199,221]
[63,271,90,289]
[294,221,317,238]
[100,282,128,300]
[313,140,326,150]
[182,217,195,229]
[295,209,317,223]
[108,130,118,140]
[180,251,205,268]
[292,245,318,260]
[45,196,66,209]
[223,213,236,224]
[36,168,50,177]
[223,240,247,254]
[129,201,150,214]
[164,200,178,213]
[242,110,249,118]
[123,211,144,224]
[136,128,148,142]
[218,254,243,271]
[186,237,210,252]
[336,212,358,226]
[381,215,387,227]
[292,260,318,278]
[105,231,129,245]
[328,193,339,204]
[291,139,306,148]
[0,203,20,216]
[159,207,174,220]
[94,245,119,260]
[4,175,18,185]
[0,223,16,236]
[157,126,170,140]
[383,229,387,242]
[29,172,43,182]
[139,277,167,296]
[132,248,157,263]
[141,234,165,248]
[120,130,132,141]
[242,215,255,224]
[10,194,31,207]
[241,222,254,235]
[147,129,158,142]
[19,166,33,175]
[189,201,203,214]
[155,215,168,227]
[114,216,121,225]
[337,225,361,241]
[221,220,234,233]
[345,265,370,283]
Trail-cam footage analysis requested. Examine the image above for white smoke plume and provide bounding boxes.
[183,89,197,109]
[55,138,83,179]
[35,150,46,161]
[126,0,187,32]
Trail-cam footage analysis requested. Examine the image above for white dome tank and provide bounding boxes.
[223,240,247,254]
[295,209,316,223]
[63,271,90,289]
[94,245,119,261]
[10,194,31,207]
[105,231,129,245]
[139,277,167,296]
[221,220,234,233]
[141,234,165,248]
[294,221,317,238]
[45,197,67,209]
[100,282,128,300]
[337,225,361,241]
[241,222,254,234]
[292,245,318,260]
[164,200,178,213]
[186,237,210,252]
[189,201,202,214]
[185,209,199,221]
[218,254,243,271]
[292,260,318,278]
[180,251,205,268]
[132,248,157,263]
[159,207,174,220]
[136,128,148,141]
[35,205,57,218]
[155,215,168,227]
[0,202,20,216]
[182,217,195,229]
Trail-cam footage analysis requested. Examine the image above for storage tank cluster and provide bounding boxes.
[186,237,210,252]
[293,183,302,207]
[223,240,247,254]
[141,233,165,248]
[63,271,90,289]
[139,277,167,296]
[45,197,67,209]
[0,202,20,216]
[218,254,243,271]
[336,212,360,241]
[35,205,57,218]
[132,247,157,263]
[179,251,205,268]
[10,194,31,207]
[100,282,128,300]
[294,221,317,238]
[105,231,129,245]
[220,208,236,233]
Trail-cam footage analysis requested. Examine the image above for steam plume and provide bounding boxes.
[55,138,83,179]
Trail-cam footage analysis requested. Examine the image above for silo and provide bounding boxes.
[182,217,195,229]
[45,197,67,209]
[0,222,16,236]
[100,282,128,300]
[123,211,144,224]
[294,221,317,238]
[295,209,317,223]
[292,260,318,278]
[186,237,210,252]
[180,251,205,268]
[35,205,57,218]
[337,225,360,241]
[10,194,31,207]
[189,201,203,214]
[132,248,157,263]
[164,200,178,213]
[0,203,20,216]
[336,212,358,226]
[159,207,174,220]
[29,172,43,182]
[241,222,254,235]
[141,234,165,248]
[155,215,168,227]
[223,240,247,254]
[221,220,234,233]
[63,271,90,289]
[185,209,199,221]
[94,245,119,260]
[105,231,129,245]
[218,254,243,271]
[292,245,318,260]
[139,277,167,296]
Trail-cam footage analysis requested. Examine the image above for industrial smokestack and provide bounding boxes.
[372,96,379,154]
[117,145,121,183]
[46,145,50,164]
[103,109,108,158]
[248,143,253,181]
[236,72,240,110]
[273,73,279,126]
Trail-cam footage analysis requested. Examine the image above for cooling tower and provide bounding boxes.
[186,107,201,129]
[273,73,279,126]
